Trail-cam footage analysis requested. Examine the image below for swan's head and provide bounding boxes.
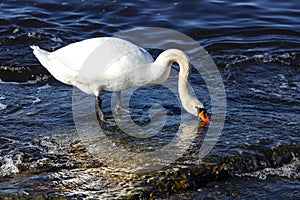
[184,98,211,124]
[196,107,211,124]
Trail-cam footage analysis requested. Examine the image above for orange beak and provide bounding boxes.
[199,110,211,124]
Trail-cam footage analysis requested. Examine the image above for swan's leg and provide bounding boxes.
[114,91,122,116]
[96,96,106,122]
[114,91,130,114]
[115,91,122,110]
[96,96,114,123]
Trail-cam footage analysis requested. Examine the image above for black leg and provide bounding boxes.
[96,96,107,123]
[96,96,114,124]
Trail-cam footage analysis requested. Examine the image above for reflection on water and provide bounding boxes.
[72,85,208,173]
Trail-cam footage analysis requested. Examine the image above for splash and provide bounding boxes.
[238,157,300,180]
[0,154,22,177]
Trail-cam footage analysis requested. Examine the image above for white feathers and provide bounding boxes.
[31,37,204,116]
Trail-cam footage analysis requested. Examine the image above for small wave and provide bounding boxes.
[32,97,41,104]
[0,78,38,85]
[0,103,7,110]
[223,52,299,69]
[0,94,7,109]
[0,64,51,84]
[0,95,6,100]
[37,83,52,91]
[0,74,50,85]
[238,157,300,180]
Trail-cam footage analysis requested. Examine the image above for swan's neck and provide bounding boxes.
[155,49,202,116]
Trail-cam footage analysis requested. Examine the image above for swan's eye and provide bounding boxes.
[195,107,204,115]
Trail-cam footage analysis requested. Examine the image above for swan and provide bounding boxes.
[31,37,210,124]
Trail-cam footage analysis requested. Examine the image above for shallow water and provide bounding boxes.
[0,0,300,199]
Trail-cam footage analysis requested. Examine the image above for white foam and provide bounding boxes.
[250,88,264,93]
[37,83,52,91]
[238,158,300,180]
[50,37,63,43]
[0,154,22,177]
[0,75,50,85]
[0,78,38,85]
[0,103,7,110]
[32,97,41,104]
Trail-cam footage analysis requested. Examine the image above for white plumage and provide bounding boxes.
[31,37,210,123]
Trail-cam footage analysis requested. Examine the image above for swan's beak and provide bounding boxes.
[199,110,211,124]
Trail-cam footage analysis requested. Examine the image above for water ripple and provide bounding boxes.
[0,0,299,198]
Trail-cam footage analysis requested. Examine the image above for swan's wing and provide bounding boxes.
[37,37,154,94]
[48,37,110,72]
[48,37,153,73]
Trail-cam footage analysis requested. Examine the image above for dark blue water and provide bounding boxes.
[0,0,299,199]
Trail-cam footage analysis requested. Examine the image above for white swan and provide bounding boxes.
[31,37,210,124]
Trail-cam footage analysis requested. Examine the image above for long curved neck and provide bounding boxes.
[154,49,200,115]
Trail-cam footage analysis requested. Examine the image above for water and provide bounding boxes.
[0,0,300,199]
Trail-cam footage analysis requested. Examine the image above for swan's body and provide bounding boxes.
[31,37,210,123]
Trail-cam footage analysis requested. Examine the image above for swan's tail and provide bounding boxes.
[30,45,76,85]
[30,45,51,67]
[31,45,49,55]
